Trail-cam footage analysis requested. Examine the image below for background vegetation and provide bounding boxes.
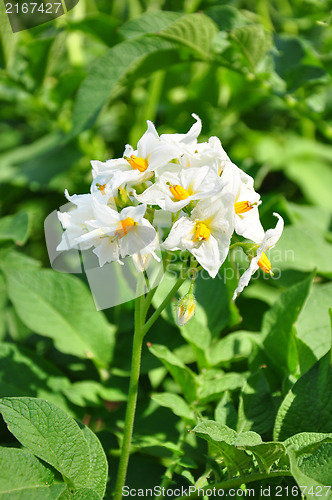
[0,0,332,498]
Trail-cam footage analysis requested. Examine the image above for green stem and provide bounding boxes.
[140,272,188,338]
[141,250,173,320]
[113,265,190,498]
[229,242,245,250]
[141,285,157,323]
[177,470,293,500]
[113,280,145,500]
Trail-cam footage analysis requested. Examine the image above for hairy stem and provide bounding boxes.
[114,265,189,498]
[113,281,145,500]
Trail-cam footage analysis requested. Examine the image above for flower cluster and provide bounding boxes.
[57,114,283,301]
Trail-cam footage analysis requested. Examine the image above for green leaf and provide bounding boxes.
[215,392,238,430]
[63,380,127,407]
[0,212,29,245]
[80,426,108,499]
[296,284,332,373]
[206,5,250,31]
[0,133,80,189]
[268,224,332,275]
[158,13,218,59]
[239,442,286,472]
[255,136,332,211]
[284,432,332,454]
[0,483,67,500]
[193,421,254,474]
[237,370,279,436]
[286,161,332,211]
[0,398,91,488]
[274,352,332,441]
[191,272,233,337]
[233,431,262,447]
[70,36,177,137]
[119,11,182,39]
[2,267,115,367]
[0,248,40,269]
[261,273,314,377]
[148,344,197,403]
[0,342,71,411]
[208,331,256,366]
[0,273,6,340]
[0,447,55,494]
[154,271,235,368]
[285,201,332,234]
[179,316,211,368]
[197,371,245,404]
[229,24,272,70]
[67,14,121,47]
[71,489,102,500]
[287,445,332,496]
[151,392,195,423]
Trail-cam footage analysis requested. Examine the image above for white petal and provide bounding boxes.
[57,211,71,229]
[235,207,265,243]
[56,233,71,251]
[119,224,156,257]
[137,120,160,159]
[93,238,121,267]
[91,198,120,226]
[191,237,221,278]
[76,227,104,244]
[221,162,241,198]
[123,144,134,157]
[233,258,260,300]
[233,213,284,299]
[163,218,195,251]
[120,203,147,222]
[182,113,202,144]
[135,183,167,207]
[258,212,284,254]
[110,169,146,190]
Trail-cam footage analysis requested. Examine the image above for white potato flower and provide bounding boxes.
[75,201,157,267]
[222,162,265,243]
[136,164,223,212]
[163,193,235,278]
[56,113,284,297]
[90,116,202,195]
[57,190,96,251]
[179,136,232,175]
[90,121,178,193]
[233,213,284,299]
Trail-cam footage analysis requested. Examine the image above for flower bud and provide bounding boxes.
[176,287,195,327]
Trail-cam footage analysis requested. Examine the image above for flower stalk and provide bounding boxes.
[113,263,190,500]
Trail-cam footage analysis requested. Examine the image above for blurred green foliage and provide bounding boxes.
[0,0,332,498]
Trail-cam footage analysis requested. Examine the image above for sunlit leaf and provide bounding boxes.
[2,267,115,367]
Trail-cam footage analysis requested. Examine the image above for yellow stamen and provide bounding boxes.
[258,252,274,275]
[96,183,106,195]
[169,184,190,201]
[114,217,136,239]
[192,223,210,242]
[125,155,148,173]
[234,201,253,215]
